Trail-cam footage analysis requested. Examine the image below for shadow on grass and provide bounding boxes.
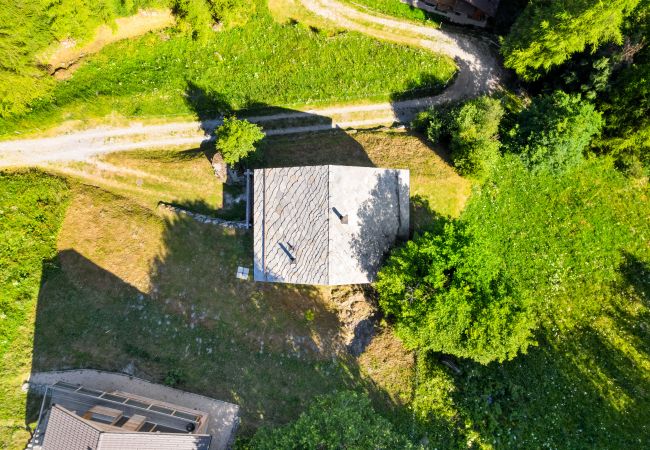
[26,196,415,439]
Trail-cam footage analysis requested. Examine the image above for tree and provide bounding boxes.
[214,116,264,166]
[502,0,640,80]
[245,391,416,449]
[376,223,537,365]
[448,96,504,179]
[506,91,602,173]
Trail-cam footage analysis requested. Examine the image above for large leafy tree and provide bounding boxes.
[506,91,602,173]
[215,116,264,165]
[377,223,536,365]
[502,0,640,80]
[246,391,416,449]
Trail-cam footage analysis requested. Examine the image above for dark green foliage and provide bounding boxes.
[163,368,186,387]
[411,108,445,143]
[595,1,650,175]
[377,223,536,364]
[172,0,254,39]
[245,391,417,449]
[506,91,602,173]
[448,96,504,179]
[502,0,640,80]
[215,116,264,165]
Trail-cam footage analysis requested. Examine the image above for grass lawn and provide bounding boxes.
[0,0,456,137]
[0,171,70,449]
[3,131,647,449]
[0,130,468,448]
[341,0,443,25]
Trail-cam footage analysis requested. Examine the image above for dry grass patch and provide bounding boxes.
[48,147,225,213]
[359,327,415,406]
[56,185,164,293]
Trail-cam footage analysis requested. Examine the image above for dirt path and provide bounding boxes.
[0,1,503,168]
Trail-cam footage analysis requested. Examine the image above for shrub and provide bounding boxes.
[376,223,537,365]
[506,91,602,173]
[163,368,186,387]
[412,108,448,144]
[245,391,417,449]
[448,96,504,179]
[215,116,265,165]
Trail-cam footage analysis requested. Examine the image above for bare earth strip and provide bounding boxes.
[0,0,503,167]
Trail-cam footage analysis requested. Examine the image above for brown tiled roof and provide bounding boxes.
[42,405,101,450]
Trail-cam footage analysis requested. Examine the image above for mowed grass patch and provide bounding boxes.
[0,0,456,137]
[48,147,224,214]
[0,171,70,450]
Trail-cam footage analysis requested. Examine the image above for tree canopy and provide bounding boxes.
[449,96,504,179]
[215,116,264,165]
[501,0,640,80]
[506,91,602,173]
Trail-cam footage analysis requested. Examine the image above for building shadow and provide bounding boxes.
[25,197,417,439]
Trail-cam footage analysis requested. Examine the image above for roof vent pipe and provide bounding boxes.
[332,207,348,224]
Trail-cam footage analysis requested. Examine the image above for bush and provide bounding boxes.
[506,91,602,173]
[245,391,417,449]
[215,116,265,165]
[412,108,447,143]
[376,223,537,365]
[448,96,504,179]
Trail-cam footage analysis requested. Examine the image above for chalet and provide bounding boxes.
[253,165,409,285]
[28,380,239,450]
[402,0,500,26]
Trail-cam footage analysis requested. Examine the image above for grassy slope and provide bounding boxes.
[341,0,443,25]
[1,131,468,448]
[0,0,456,137]
[0,171,70,449]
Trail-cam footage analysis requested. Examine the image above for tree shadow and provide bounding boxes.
[347,170,410,281]
[410,194,452,234]
[25,194,419,441]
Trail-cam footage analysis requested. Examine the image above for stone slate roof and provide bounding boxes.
[253,165,409,285]
[42,405,212,450]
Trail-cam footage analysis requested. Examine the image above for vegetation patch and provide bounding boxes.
[0,171,70,449]
[0,0,456,137]
[341,0,442,26]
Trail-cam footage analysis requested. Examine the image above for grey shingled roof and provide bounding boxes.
[253,165,409,285]
[42,405,212,450]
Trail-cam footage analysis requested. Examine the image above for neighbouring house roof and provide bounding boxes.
[253,165,409,285]
[465,0,500,16]
[42,405,212,450]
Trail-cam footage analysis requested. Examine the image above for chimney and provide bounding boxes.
[332,207,348,224]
